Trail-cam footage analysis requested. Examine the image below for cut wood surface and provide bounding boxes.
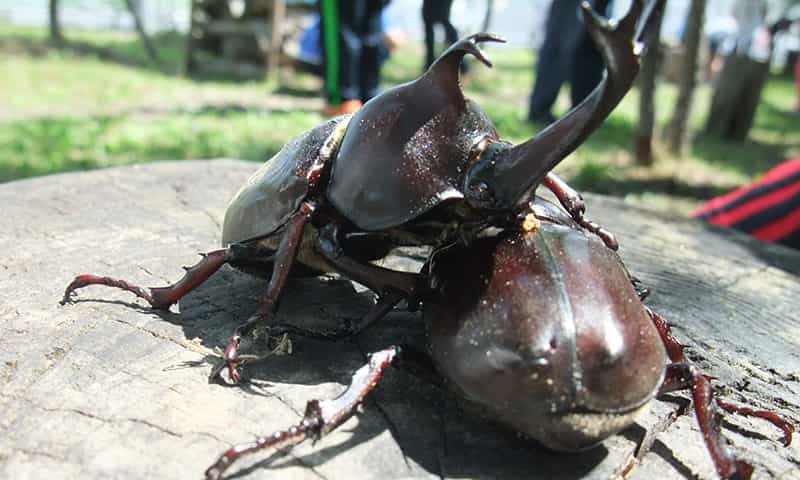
[1,159,798,480]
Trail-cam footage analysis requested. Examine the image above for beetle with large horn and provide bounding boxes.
[62,0,796,478]
[64,0,659,384]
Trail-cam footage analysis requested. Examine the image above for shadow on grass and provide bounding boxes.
[0,29,187,75]
[693,133,789,178]
[571,171,733,200]
[755,101,800,135]
[274,84,321,98]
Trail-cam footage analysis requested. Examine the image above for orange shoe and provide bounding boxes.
[322,99,363,117]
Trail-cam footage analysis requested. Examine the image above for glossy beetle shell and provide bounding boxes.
[425,203,666,451]
[327,36,502,232]
[221,117,344,246]
[329,95,497,231]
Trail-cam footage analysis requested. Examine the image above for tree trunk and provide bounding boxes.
[665,0,706,156]
[2,160,798,480]
[48,0,63,46]
[124,0,160,64]
[482,0,494,32]
[634,5,664,166]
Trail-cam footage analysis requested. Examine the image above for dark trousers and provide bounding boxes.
[704,54,769,141]
[422,0,460,71]
[319,0,386,104]
[528,0,609,122]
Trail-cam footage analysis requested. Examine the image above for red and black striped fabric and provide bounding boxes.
[693,159,800,249]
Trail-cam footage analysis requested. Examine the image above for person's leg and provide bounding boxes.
[729,58,769,141]
[437,0,467,74]
[705,54,744,137]
[528,44,563,122]
[357,0,385,102]
[568,0,610,106]
[319,0,342,105]
[569,32,604,106]
[319,0,362,114]
[422,0,436,70]
[528,1,581,123]
[439,0,457,45]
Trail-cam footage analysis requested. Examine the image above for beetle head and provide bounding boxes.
[325,33,506,231]
[464,0,665,213]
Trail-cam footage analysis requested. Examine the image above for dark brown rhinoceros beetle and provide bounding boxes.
[61,0,794,478]
[64,0,655,385]
[421,198,794,479]
[204,197,793,480]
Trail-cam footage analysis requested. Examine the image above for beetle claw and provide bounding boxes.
[226,365,241,385]
[209,359,242,386]
[208,335,243,385]
[60,290,75,305]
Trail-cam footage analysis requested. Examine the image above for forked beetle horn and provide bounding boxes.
[422,33,506,103]
[428,32,506,72]
[465,0,666,210]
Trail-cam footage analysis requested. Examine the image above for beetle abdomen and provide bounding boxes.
[425,220,665,450]
[222,117,345,246]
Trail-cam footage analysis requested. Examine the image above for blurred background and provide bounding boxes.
[1,0,799,218]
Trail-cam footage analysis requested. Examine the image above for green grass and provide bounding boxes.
[0,23,323,180]
[2,23,799,216]
[0,111,319,179]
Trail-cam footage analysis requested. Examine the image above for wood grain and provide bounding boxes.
[0,160,797,479]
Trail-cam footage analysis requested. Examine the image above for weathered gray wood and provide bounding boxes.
[0,160,798,480]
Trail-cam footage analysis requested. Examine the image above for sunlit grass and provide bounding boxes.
[0,111,319,181]
[2,22,799,216]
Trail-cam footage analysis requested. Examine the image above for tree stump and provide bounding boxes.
[1,160,798,479]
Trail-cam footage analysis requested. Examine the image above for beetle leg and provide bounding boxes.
[613,398,690,480]
[316,223,426,302]
[217,205,313,385]
[62,249,230,310]
[543,173,619,250]
[205,346,397,480]
[651,308,793,440]
[647,308,794,479]
[658,362,754,479]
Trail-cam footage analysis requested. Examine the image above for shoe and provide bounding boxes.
[322,99,363,117]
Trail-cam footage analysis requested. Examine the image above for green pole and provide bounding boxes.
[320,0,341,105]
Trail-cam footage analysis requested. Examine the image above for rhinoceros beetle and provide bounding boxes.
[63,0,653,385]
[61,0,794,477]
[204,197,793,480]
